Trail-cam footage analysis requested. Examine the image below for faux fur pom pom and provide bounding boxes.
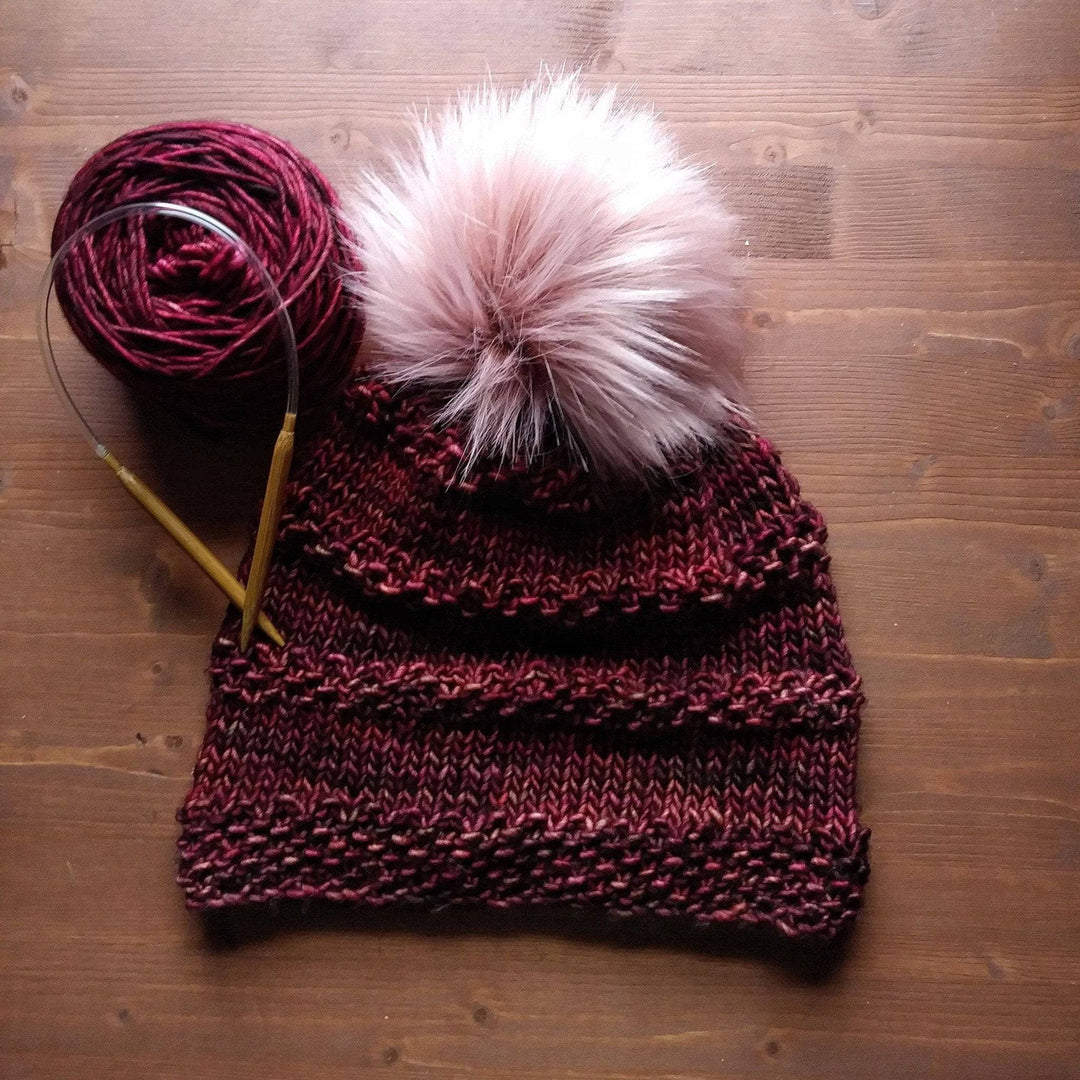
[343,76,746,476]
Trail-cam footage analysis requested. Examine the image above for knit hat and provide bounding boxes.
[176,379,868,939]
[177,79,869,942]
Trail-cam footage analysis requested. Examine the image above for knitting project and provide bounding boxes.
[177,380,869,941]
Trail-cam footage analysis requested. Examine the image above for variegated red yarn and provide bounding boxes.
[177,380,869,942]
[51,121,364,432]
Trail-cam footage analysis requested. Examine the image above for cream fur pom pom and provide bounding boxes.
[343,76,746,476]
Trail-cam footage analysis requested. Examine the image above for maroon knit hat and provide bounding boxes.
[177,379,869,940]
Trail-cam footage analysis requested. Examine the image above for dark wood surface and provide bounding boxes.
[2,2,1079,1077]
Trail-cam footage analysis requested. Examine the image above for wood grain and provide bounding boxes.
[2,1,1079,1078]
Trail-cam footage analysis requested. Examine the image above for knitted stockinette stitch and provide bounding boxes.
[177,379,869,941]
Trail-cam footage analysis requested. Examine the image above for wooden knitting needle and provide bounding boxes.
[240,411,295,650]
[100,448,285,647]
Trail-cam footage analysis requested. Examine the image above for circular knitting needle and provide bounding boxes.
[240,409,295,650]
[40,200,300,648]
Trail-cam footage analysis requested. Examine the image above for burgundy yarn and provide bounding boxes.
[177,380,870,942]
[51,121,364,432]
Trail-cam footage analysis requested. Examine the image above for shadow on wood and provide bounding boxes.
[196,899,862,984]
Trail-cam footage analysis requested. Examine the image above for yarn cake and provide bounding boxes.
[51,121,364,432]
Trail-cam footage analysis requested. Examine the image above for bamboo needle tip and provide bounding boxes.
[247,612,284,649]
[240,415,296,653]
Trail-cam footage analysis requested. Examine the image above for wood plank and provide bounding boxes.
[4,470,1080,656]
[13,151,1080,263]
[3,0,1079,81]
[616,0,1080,82]
[4,73,1080,174]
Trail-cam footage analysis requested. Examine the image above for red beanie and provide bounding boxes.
[177,380,869,940]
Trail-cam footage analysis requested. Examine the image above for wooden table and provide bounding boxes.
[2,2,1078,1077]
